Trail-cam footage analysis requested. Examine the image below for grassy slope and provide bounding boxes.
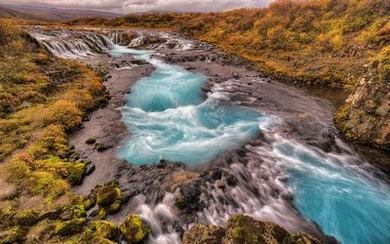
[69,0,389,87]
[0,19,122,243]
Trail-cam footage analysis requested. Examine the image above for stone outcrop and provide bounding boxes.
[336,61,389,150]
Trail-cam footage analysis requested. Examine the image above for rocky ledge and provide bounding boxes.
[183,215,320,244]
[336,61,389,151]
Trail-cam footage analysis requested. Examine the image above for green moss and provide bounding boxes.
[119,215,150,244]
[55,218,86,236]
[96,182,122,214]
[61,204,86,220]
[12,209,39,226]
[66,162,86,185]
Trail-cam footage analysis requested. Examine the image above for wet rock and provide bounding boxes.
[85,137,96,144]
[183,224,225,244]
[215,180,225,189]
[210,169,223,182]
[176,182,204,213]
[85,164,96,176]
[225,174,238,187]
[95,143,111,152]
[119,215,150,244]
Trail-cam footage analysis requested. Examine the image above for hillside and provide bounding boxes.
[68,0,390,150]
[0,3,121,21]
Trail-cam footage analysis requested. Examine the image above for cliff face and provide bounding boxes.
[336,57,390,150]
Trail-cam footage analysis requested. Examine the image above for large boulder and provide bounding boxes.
[96,181,123,214]
[119,215,150,244]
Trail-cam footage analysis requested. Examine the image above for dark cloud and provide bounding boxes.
[1,0,272,13]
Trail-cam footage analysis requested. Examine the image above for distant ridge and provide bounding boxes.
[0,3,121,21]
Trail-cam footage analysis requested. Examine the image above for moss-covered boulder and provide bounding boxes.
[60,204,86,220]
[183,224,226,244]
[96,182,122,214]
[81,220,118,242]
[119,215,150,244]
[0,226,26,243]
[55,218,86,236]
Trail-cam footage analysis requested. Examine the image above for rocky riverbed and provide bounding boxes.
[28,28,390,244]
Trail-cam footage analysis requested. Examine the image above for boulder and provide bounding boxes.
[80,220,118,242]
[96,182,123,213]
[119,215,150,244]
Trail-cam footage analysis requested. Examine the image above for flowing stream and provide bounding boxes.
[30,29,390,244]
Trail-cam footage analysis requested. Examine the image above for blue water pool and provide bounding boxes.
[112,46,262,165]
[274,139,390,244]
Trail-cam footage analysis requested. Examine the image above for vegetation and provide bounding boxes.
[0,19,130,243]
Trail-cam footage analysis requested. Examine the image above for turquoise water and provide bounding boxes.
[111,45,390,243]
[112,46,262,164]
[274,139,390,244]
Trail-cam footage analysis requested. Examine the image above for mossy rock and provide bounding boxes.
[183,224,226,244]
[96,182,122,213]
[12,209,40,226]
[67,162,86,185]
[60,204,86,220]
[80,220,118,242]
[55,218,86,236]
[119,215,150,244]
[224,215,319,244]
[0,226,26,243]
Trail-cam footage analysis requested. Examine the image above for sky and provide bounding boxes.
[0,0,273,13]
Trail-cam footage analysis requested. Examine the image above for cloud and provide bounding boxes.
[0,0,273,13]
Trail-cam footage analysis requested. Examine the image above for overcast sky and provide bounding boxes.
[0,0,273,13]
